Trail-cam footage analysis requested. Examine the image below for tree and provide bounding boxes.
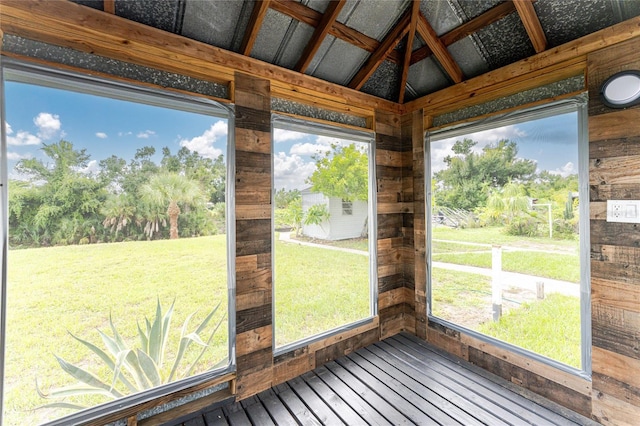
[140,173,204,239]
[307,144,368,202]
[13,140,107,246]
[162,147,226,204]
[434,138,536,211]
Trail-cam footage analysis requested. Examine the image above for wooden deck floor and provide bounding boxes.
[170,333,595,425]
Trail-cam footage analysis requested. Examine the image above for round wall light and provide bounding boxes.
[601,70,640,109]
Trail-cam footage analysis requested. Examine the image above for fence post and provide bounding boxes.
[492,245,502,321]
[536,281,545,300]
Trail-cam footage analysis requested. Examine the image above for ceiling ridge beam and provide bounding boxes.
[240,0,271,56]
[270,0,403,65]
[295,0,345,73]
[416,13,463,84]
[399,0,420,103]
[514,0,547,53]
[410,1,517,65]
[348,11,412,90]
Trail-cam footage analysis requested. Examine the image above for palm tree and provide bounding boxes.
[101,194,136,239]
[484,181,531,224]
[140,173,204,239]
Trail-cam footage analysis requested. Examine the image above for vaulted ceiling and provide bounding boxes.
[72,0,640,103]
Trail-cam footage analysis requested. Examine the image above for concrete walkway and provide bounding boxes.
[278,231,368,256]
[433,261,580,297]
[279,232,581,298]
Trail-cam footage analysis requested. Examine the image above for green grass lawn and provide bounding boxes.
[274,240,370,347]
[3,235,372,425]
[433,225,579,250]
[479,294,581,368]
[5,236,230,425]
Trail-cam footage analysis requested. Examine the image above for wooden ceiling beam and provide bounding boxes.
[514,0,547,53]
[399,0,420,103]
[104,0,115,14]
[270,0,403,65]
[0,0,402,115]
[295,0,345,73]
[416,13,463,84]
[239,0,271,56]
[410,1,517,65]
[348,11,411,90]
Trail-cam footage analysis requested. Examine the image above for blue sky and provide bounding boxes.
[3,82,228,179]
[430,112,579,177]
[3,81,578,187]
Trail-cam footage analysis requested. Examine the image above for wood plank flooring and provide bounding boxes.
[170,333,596,425]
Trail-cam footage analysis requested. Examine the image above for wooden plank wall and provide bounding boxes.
[376,110,416,339]
[587,37,640,425]
[410,110,427,340]
[234,72,274,399]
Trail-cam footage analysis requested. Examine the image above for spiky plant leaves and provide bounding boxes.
[136,349,162,388]
[38,300,224,411]
[53,355,123,398]
[68,331,137,393]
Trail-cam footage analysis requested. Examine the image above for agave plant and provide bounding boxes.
[37,299,225,410]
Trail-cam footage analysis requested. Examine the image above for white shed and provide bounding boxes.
[300,188,368,240]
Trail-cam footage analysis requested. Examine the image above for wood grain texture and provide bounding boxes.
[468,347,592,417]
[0,0,400,115]
[416,13,463,84]
[514,0,547,53]
[348,11,411,90]
[587,36,640,117]
[294,0,344,73]
[588,109,640,142]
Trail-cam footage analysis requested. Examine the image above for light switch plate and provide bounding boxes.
[607,200,640,223]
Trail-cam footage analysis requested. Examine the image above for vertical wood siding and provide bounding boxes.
[588,36,640,425]
[376,110,415,338]
[234,72,274,399]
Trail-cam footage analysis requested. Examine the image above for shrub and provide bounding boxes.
[37,299,224,410]
[504,216,540,237]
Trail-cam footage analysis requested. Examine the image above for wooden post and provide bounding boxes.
[492,245,502,321]
[536,281,545,300]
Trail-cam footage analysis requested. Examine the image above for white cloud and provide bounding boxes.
[6,151,31,161]
[290,142,330,156]
[34,112,61,140]
[273,128,307,143]
[5,122,13,135]
[430,124,528,174]
[77,160,99,175]
[549,162,575,177]
[137,130,156,139]
[274,151,317,191]
[179,121,227,159]
[96,132,108,139]
[118,131,133,137]
[7,130,41,146]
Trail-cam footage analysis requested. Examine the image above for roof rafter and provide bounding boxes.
[514,0,547,53]
[348,11,411,90]
[399,0,420,103]
[295,0,345,73]
[240,0,271,56]
[270,0,403,65]
[410,1,517,64]
[416,13,463,84]
[104,0,115,14]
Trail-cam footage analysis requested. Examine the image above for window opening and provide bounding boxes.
[272,116,376,351]
[0,61,234,425]
[427,99,590,374]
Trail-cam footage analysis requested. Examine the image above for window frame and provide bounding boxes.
[425,97,591,378]
[0,58,237,425]
[271,114,377,355]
